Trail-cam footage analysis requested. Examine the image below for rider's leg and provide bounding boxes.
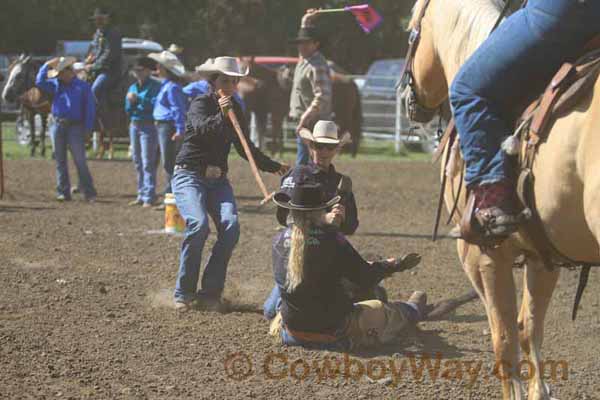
[450,0,600,237]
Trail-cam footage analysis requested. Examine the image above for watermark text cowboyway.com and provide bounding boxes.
[224,351,569,386]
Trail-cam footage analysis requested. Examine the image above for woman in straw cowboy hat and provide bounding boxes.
[264,120,361,319]
[172,56,289,311]
[36,56,97,202]
[147,51,188,198]
[267,166,426,350]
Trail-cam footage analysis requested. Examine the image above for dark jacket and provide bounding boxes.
[176,93,281,173]
[272,227,389,334]
[89,26,122,76]
[277,162,359,234]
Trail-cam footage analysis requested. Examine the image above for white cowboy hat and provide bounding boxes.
[195,56,249,77]
[147,51,186,77]
[167,43,184,54]
[47,56,77,78]
[298,120,341,144]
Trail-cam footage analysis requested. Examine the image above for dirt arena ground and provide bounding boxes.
[1,158,599,399]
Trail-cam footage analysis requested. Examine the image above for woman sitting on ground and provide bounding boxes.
[267,166,425,350]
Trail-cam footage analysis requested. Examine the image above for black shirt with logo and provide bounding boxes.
[272,226,389,334]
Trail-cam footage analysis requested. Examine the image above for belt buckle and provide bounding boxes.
[205,165,222,179]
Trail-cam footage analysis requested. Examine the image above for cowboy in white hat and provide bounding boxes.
[182,57,247,113]
[146,51,188,198]
[171,56,289,312]
[35,56,97,202]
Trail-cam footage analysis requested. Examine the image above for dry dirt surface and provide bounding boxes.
[1,158,599,400]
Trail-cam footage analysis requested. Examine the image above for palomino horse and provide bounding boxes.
[277,63,363,157]
[2,55,51,157]
[401,0,600,399]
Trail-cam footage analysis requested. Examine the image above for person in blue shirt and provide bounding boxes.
[183,78,247,114]
[36,56,97,202]
[125,57,162,207]
[147,51,188,197]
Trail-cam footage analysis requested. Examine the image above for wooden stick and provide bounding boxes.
[219,90,273,205]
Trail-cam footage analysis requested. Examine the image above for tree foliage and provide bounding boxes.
[0,0,415,72]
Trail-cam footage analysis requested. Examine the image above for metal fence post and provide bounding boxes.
[395,85,403,153]
[0,113,4,199]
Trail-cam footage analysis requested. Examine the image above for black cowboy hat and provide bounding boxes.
[89,7,111,19]
[133,56,157,70]
[289,26,324,44]
[273,166,340,212]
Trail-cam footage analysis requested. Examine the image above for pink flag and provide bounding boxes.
[345,4,383,33]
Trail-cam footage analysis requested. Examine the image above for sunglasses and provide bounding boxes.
[311,142,337,151]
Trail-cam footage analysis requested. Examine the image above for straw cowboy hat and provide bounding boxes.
[195,57,249,77]
[273,166,340,212]
[47,56,77,78]
[298,120,341,144]
[167,43,184,54]
[147,51,185,77]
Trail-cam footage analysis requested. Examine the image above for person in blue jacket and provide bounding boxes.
[125,57,162,207]
[36,56,97,202]
[147,51,188,197]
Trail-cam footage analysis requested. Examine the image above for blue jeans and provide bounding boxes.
[91,73,112,107]
[173,169,241,302]
[449,0,600,187]
[295,135,309,166]
[263,285,282,319]
[50,121,96,199]
[129,120,158,204]
[156,121,179,194]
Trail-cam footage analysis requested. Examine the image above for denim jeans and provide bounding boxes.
[156,121,181,194]
[91,73,112,107]
[50,121,96,199]
[129,121,158,204]
[263,285,282,319]
[295,135,309,166]
[173,168,240,302]
[449,0,600,187]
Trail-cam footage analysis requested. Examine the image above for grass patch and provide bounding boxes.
[1,121,432,162]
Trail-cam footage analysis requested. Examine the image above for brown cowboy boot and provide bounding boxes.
[472,180,531,241]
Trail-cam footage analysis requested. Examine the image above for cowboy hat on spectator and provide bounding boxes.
[47,57,77,78]
[167,43,184,54]
[147,51,185,77]
[195,57,249,77]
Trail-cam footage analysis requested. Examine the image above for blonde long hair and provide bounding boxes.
[286,209,322,291]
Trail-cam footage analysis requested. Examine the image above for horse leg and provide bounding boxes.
[462,241,524,400]
[96,127,104,159]
[40,113,47,157]
[108,128,114,160]
[256,112,268,152]
[28,112,36,157]
[271,113,284,156]
[517,257,559,400]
